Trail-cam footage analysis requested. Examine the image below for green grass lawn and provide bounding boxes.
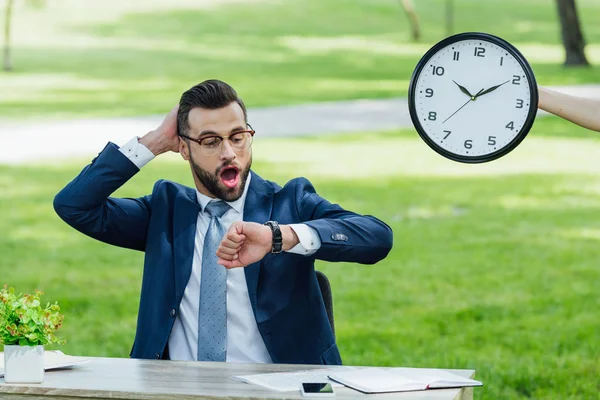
[1,116,599,399]
[0,0,599,119]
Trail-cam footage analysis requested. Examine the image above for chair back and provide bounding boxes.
[315,270,335,338]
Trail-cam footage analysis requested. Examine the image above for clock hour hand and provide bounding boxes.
[453,80,474,98]
[475,80,510,98]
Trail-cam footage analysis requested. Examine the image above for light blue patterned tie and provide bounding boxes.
[197,200,230,361]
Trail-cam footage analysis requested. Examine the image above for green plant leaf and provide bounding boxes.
[0,286,64,346]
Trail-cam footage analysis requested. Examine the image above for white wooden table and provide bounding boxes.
[0,357,477,399]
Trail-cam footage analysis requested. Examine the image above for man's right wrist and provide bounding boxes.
[138,132,166,156]
[119,136,155,169]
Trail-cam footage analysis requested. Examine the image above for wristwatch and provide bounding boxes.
[263,221,283,253]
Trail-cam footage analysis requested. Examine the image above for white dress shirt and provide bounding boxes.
[118,137,322,362]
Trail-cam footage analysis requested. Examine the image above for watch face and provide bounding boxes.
[408,32,538,163]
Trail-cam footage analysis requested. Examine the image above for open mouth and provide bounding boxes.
[219,166,240,189]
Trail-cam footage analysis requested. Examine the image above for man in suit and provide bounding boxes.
[54,79,393,365]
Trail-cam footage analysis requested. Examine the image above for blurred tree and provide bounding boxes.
[555,0,589,66]
[445,0,453,36]
[3,0,44,71]
[400,0,420,41]
[3,0,14,71]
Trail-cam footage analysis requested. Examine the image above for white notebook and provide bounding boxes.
[328,367,482,393]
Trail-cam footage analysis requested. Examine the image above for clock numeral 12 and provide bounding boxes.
[474,47,485,57]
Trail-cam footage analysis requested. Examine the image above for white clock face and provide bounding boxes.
[412,38,534,160]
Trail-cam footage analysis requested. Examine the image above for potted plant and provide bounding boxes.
[0,285,65,383]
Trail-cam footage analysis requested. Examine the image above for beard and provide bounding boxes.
[189,154,252,202]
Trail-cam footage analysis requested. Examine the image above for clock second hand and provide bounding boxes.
[443,88,484,124]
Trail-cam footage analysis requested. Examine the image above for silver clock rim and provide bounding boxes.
[408,32,539,164]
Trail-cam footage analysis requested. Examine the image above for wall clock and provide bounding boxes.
[408,32,538,163]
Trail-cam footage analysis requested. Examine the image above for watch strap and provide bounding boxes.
[264,221,283,254]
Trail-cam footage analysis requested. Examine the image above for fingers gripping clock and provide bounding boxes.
[408,32,538,163]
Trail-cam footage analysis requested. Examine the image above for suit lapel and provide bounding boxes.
[173,188,200,303]
[243,172,274,312]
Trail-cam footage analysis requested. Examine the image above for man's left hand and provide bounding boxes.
[217,221,300,268]
[217,222,272,268]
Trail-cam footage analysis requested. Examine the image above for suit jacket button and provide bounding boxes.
[170,309,176,317]
[331,233,348,241]
[155,353,161,359]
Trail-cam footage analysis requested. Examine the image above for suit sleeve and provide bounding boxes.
[53,142,155,252]
[295,178,393,264]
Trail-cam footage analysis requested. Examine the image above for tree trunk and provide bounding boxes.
[446,0,453,36]
[400,0,420,42]
[3,0,14,71]
[555,0,589,66]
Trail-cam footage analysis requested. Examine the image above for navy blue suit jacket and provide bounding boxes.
[53,143,393,365]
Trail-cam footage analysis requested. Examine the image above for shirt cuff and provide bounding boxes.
[118,137,155,169]
[286,224,322,256]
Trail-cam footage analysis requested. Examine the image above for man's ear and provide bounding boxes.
[179,139,190,161]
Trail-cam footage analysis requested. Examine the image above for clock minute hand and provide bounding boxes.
[476,80,510,98]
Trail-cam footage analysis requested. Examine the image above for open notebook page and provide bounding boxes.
[328,367,482,393]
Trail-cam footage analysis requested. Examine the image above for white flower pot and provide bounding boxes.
[3,345,44,384]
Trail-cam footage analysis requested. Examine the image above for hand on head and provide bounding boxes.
[139,104,181,156]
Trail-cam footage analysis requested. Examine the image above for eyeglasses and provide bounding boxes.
[180,124,255,156]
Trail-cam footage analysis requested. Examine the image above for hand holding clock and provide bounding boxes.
[538,86,600,132]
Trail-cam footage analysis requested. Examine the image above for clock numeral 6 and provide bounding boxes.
[425,88,434,97]
[516,99,524,108]
[428,112,437,120]
[512,75,521,85]
[506,121,515,130]
[488,136,497,146]
[431,65,445,76]
[464,140,473,149]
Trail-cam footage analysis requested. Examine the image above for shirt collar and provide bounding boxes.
[195,172,251,215]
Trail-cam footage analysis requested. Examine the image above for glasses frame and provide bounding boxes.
[179,123,255,156]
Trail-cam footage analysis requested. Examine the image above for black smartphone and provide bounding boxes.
[300,382,335,397]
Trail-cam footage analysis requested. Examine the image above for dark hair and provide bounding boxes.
[177,79,248,137]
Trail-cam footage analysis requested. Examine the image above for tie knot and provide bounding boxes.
[204,200,230,218]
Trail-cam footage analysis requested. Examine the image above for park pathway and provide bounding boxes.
[0,84,599,164]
